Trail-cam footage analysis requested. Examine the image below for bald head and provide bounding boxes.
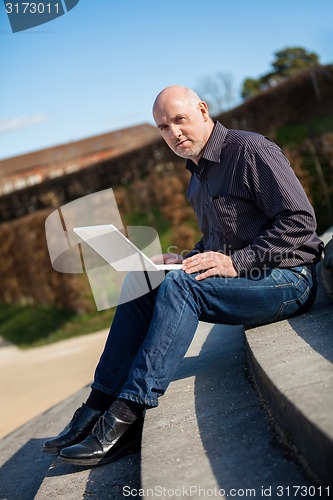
[152,86,214,164]
[153,86,201,115]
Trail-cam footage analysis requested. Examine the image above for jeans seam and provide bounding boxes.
[146,287,193,391]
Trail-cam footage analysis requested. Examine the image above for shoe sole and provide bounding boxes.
[57,436,141,466]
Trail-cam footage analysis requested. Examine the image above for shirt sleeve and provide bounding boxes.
[183,238,204,259]
[230,143,318,273]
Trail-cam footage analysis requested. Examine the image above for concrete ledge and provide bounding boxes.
[245,264,333,488]
[244,229,333,488]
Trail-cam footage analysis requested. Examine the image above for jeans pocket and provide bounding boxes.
[271,267,302,287]
[272,283,312,322]
[271,266,316,322]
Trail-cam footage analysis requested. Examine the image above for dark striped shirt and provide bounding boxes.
[185,121,323,274]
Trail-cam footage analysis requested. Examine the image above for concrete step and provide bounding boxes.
[141,323,331,499]
[244,227,333,489]
[245,267,333,489]
[1,233,332,498]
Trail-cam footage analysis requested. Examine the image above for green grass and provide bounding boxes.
[0,303,114,349]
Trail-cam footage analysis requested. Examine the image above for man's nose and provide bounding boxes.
[169,124,181,140]
[171,125,182,139]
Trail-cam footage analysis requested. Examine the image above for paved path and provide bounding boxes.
[0,330,108,438]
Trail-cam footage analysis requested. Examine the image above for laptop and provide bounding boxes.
[73,224,183,272]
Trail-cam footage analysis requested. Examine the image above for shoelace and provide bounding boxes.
[92,418,101,436]
[92,414,122,444]
[92,415,114,443]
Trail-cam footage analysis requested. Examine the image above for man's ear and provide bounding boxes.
[198,101,210,121]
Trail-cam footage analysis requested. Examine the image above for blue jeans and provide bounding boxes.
[92,265,316,407]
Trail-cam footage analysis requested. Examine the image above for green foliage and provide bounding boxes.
[241,46,320,99]
[276,123,308,146]
[272,47,319,77]
[276,116,333,146]
[0,303,114,349]
[241,78,262,100]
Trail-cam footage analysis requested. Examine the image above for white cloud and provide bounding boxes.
[0,114,49,134]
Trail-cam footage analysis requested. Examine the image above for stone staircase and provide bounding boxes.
[0,231,332,500]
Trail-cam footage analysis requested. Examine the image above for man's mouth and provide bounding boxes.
[176,139,189,148]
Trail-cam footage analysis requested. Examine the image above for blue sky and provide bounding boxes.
[1,0,332,160]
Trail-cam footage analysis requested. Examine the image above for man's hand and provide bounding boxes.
[182,251,238,280]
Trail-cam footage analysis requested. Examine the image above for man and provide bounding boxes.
[43,86,323,466]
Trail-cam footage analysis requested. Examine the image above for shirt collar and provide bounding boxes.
[186,121,228,174]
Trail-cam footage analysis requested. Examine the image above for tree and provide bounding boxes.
[241,47,320,100]
[241,78,261,100]
[272,47,319,77]
[197,72,236,115]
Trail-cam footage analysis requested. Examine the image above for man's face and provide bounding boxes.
[153,93,211,163]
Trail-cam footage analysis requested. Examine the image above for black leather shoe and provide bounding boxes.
[58,411,144,466]
[42,404,103,453]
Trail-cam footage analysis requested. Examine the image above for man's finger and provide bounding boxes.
[183,261,208,273]
[194,268,218,281]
